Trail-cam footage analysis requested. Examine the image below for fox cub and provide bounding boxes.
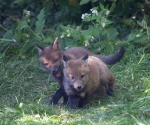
[63,54,115,109]
[35,37,124,105]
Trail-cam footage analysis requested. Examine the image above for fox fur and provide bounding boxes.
[35,37,125,105]
[63,54,115,109]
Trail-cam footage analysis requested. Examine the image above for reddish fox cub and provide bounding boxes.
[35,37,125,105]
[63,54,115,109]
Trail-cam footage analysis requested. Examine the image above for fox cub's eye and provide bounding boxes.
[71,76,75,80]
[43,63,48,66]
[69,75,75,81]
[54,58,59,63]
[81,74,85,78]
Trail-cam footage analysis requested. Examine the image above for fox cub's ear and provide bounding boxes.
[35,45,43,55]
[63,55,69,67]
[81,54,88,61]
[81,54,89,66]
[52,37,60,50]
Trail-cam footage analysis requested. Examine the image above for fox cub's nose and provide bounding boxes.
[77,86,81,89]
[50,69,55,74]
[76,85,83,91]
[49,66,58,73]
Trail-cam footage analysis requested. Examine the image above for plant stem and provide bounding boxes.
[0,25,8,32]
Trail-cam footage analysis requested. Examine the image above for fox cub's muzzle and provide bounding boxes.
[74,83,84,92]
[49,65,59,74]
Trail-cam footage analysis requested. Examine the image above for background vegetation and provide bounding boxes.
[0,0,150,124]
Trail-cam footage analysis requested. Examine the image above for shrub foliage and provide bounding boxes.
[0,0,150,56]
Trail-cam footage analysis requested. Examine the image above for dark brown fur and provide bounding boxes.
[63,54,115,109]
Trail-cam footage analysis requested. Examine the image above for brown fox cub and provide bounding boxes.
[35,37,125,105]
[63,54,115,109]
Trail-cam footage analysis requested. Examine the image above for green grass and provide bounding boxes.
[0,50,150,125]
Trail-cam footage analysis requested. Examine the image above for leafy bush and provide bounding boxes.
[0,0,150,58]
[60,3,118,53]
[0,0,82,57]
[60,1,150,54]
[0,8,48,57]
[79,0,150,52]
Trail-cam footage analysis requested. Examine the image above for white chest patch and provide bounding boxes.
[80,92,85,97]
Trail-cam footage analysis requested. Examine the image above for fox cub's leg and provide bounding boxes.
[50,87,68,104]
[68,95,78,109]
[100,73,115,96]
[62,91,68,104]
[106,74,115,96]
[78,94,90,108]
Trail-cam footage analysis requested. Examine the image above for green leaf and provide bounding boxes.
[1,30,13,48]
[137,20,147,29]
[20,20,28,30]
[17,20,28,30]
[2,30,13,39]
[105,27,119,41]
[99,3,105,10]
[133,36,147,43]
[141,20,146,29]
[83,25,99,37]
[79,0,90,5]
[137,21,143,28]
[110,2,116,12]
[127,30,138,42]
[35,8,45,33]
[21,40,37,53]
[92,0,97,2]
[42,37,53,43]
[13,0,24,5]
[105,20,113,25]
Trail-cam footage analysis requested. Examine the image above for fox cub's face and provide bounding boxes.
[63,54,90,92]
[35,38,63,77]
